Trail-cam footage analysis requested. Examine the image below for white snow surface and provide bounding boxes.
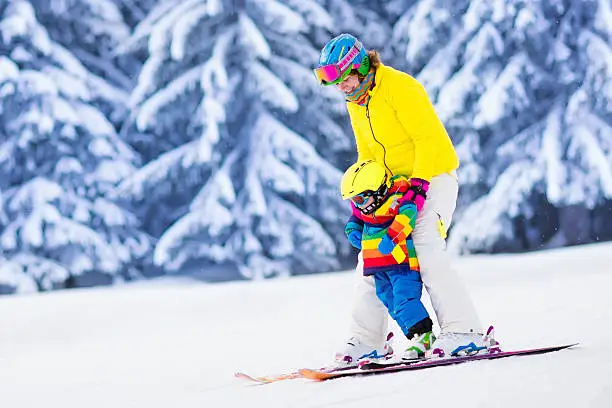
[1,242,611,407]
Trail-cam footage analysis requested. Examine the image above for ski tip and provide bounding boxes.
[565,343,580,349]
[234,372,257,381]
[235,370,304,383]
[548,343,579,350]
[234,372,273,383]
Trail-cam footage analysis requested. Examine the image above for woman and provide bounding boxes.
[314,33,485,363]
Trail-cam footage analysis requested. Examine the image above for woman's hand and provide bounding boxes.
[405,178,430,211]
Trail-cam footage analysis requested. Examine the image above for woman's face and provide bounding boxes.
[336,74,360,94]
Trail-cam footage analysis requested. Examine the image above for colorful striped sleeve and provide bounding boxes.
[345,214,364,237]
[386,202,417,244]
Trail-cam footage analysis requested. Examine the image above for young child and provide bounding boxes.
[340,160,435,363]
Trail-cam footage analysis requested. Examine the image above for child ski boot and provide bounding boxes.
[334,332,394,367]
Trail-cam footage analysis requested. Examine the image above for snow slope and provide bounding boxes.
[2,243,612,408]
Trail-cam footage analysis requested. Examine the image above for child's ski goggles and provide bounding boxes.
[350,191,373,207]
[313,41,363,85]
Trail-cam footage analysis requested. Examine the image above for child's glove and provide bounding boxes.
[377,234,396,255]
[405,178,430,211]
[347,230,362,250]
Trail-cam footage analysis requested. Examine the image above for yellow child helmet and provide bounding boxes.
[341,160,390,200]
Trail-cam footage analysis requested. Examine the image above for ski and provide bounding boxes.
[235,332,396,384]
[234,370,303,384]
[234,364,355,384]
[299,343,578,381]
[358,356,426,370]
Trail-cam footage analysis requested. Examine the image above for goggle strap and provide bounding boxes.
[337,41,362,72]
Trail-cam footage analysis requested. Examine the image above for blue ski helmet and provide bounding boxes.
[314,33,370,86]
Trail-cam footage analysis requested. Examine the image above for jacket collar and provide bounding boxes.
[368,63,385,97]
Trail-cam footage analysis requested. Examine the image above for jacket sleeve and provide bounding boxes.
[386,201,417,244]
[344,212,364,237]
[347,103,375,162]
[387,74,450,181]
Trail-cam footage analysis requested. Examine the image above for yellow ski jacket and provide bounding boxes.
[346,64,459,181]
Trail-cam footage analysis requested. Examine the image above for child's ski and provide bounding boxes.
[235,331,397,384]
[234,364,353,384]
[234,370,303,384]
[299,343,578,381]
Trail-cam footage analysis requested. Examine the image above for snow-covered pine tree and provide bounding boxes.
[391,0,612,253]
[317,0,395,55]
[0,0,152,293]
[30,0,138,124]
[114,0,356,280]
[387,0,486,210]
[0,255,37,294]
[114,0,159,29]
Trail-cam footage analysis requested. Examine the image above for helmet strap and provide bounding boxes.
[357,53,370,76]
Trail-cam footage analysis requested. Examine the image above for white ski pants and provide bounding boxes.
[348,172,482,348]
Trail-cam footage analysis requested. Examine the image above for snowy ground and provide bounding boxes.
[2,243,612,408]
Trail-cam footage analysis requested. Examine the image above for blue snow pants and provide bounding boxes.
[373,270,428,337]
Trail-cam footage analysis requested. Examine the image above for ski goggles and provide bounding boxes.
[313,41,363,85]
[350,191,373,207]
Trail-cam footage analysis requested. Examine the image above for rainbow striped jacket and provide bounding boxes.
[344,175,419,276]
